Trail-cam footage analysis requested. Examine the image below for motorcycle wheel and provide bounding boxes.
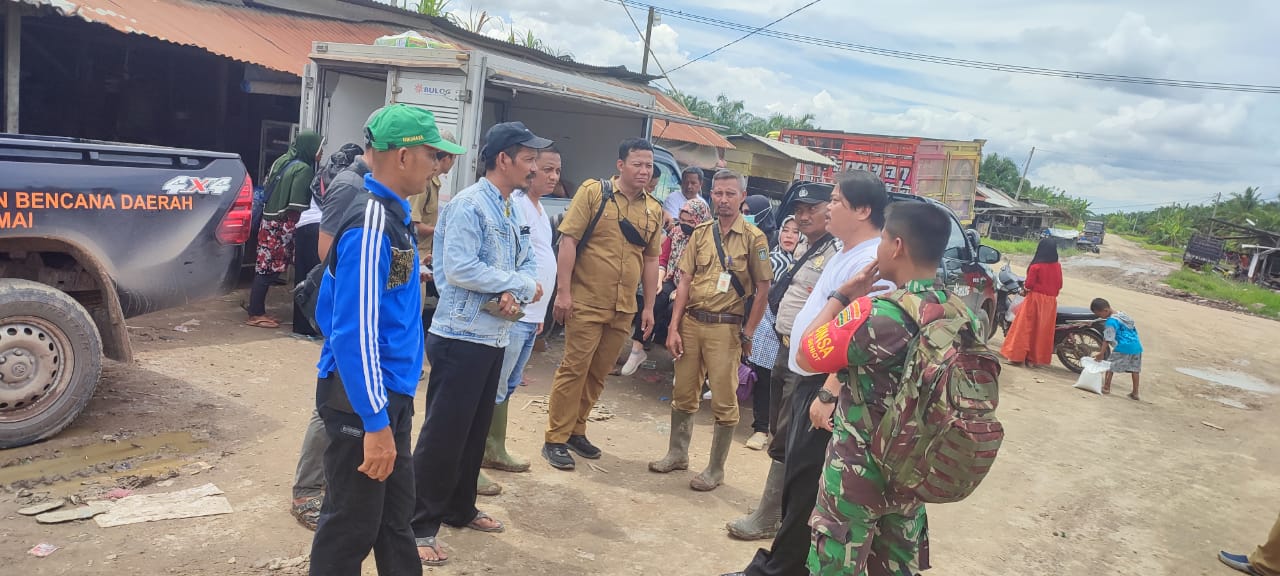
[1056,329,1103,374]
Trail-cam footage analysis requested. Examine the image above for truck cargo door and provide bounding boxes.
[392,71,469,201]
[320,71,387,158]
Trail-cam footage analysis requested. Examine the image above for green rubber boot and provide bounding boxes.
[649,410,693,473]
[482,399,530,473]
[691,423,734,491]
[476,470,501,496]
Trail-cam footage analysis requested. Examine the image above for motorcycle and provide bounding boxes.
[992,262,1107,374]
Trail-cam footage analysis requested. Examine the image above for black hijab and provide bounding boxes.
[1032,237,1059,264]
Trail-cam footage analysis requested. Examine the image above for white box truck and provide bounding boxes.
[299,41,714,203]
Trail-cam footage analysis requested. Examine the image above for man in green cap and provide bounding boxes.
[309,103,464,576]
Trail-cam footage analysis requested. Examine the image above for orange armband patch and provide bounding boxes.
[801,297,872,373]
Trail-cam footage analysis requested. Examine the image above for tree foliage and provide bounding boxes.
[1103,186,1280,248]
[979,152,1092,225]
[666,90,818,135]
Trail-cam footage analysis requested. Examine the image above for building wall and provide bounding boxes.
[7,13,300,181]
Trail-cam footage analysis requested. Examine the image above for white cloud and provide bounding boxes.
[417,0,1280,212]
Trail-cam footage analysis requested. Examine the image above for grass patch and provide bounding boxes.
[1161,254,1182,263]
[1165,268,1280,318]
[985,238,1078,259]
[1117,233,1182,255]
[984,239,1040,255]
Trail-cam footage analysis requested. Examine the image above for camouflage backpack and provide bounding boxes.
[872,289,1003,504]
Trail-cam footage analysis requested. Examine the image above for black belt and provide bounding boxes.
[688,310,744,325]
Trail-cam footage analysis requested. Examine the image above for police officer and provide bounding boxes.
[795,202,981,575]
[649,169,771,492]
[725,183,838,544]
[543,138,664,471]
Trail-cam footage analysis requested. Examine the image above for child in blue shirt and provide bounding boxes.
[1091,298,1143,400]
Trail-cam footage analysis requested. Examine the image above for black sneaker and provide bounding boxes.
[566,435,602,459]
[542,443,576,470]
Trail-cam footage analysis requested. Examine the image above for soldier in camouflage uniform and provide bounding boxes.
[795,202,980,575]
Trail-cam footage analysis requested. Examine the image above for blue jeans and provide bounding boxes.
[496,321,539,404]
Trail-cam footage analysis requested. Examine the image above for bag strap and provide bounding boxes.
[769,234,835,309]
[576,178,614,257]
[711,219,747,298]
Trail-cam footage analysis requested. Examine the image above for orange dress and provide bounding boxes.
[1001,262,1062,366]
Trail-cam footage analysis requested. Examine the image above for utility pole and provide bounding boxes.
[4,2,20,134]
[641,6,656,76]
[1013,146,1035,201]
[1209,192,1222,235]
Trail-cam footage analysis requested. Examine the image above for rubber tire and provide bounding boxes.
[1055,328,1102,375]
[0,279,103,448]
[980,301,997,341]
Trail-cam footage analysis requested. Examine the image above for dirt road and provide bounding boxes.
[3,241,1278,575]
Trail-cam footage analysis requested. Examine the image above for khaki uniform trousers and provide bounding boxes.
[545,303,633,444]
[1253,512,1280,576]
[672,316,741,425]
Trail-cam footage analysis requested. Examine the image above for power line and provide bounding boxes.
[1034,147,1280,169]
[619,0,1280,94]
[614,0,678,95]
[667,0,825,74]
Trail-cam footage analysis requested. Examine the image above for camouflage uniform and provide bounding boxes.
[798,279,980,575]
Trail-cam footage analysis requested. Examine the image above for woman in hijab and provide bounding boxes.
[246,130,322,329]
[290,142,363,338]
[1001,237,1063,367]
[743,215,800,449]
[742,195,778,247]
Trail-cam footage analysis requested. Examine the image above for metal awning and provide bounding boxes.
[487,76,724,131]
[729,134,835,166]
[20,0,401,75]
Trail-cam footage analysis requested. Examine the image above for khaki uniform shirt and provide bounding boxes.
[773,235,840,340]
[409,176,442,257]
[559,177,664,314]
[677,217,771,316]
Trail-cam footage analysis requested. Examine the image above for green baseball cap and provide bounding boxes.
[365,103,466,155]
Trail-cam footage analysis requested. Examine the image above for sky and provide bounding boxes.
[399,0,1280,212]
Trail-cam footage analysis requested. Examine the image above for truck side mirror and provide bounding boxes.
[978,245,1002,264]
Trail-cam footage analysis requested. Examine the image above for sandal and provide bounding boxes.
[289,496,322,531]
[415,537,449,566]
[246,317,280,328]
[464,510,505,533]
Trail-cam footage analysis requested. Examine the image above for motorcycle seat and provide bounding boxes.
[1056,306,1098,323]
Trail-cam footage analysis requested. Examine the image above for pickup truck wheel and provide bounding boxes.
[0,279,102,448]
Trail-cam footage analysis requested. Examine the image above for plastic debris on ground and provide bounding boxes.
[95,482,232,528]
[28,543,59,557]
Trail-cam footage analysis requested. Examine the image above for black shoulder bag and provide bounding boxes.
[575,178,615,257]
[711,220,747,299]
[292,192,399,333]
[767,234,835,315]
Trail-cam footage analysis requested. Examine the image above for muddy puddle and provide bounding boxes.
[1177,368,1278,394]
[0,431,206,488]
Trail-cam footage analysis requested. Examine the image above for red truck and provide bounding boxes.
[776,130,984,223]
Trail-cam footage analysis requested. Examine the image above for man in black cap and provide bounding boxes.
[411,121,550,566]
[721,182,839,575]
[721,172,895,576]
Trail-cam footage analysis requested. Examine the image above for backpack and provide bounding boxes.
[871,290,1003,504]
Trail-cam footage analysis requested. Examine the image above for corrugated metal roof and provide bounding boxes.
[649,91,733,149]
[729,134,835,167]
[22,0,401,74]
[976,182,1020,208]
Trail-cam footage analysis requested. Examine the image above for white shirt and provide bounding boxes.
[515,192,557,324]
[663,191,694,218]
[788,237,895,376]
[297,197,323,227]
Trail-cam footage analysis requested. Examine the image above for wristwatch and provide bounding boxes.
[817,388,838,404]
[828,290,852,307]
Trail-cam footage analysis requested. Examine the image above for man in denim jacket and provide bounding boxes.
[410,122,550,565]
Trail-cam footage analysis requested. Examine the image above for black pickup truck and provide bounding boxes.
[0,134,252,448]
